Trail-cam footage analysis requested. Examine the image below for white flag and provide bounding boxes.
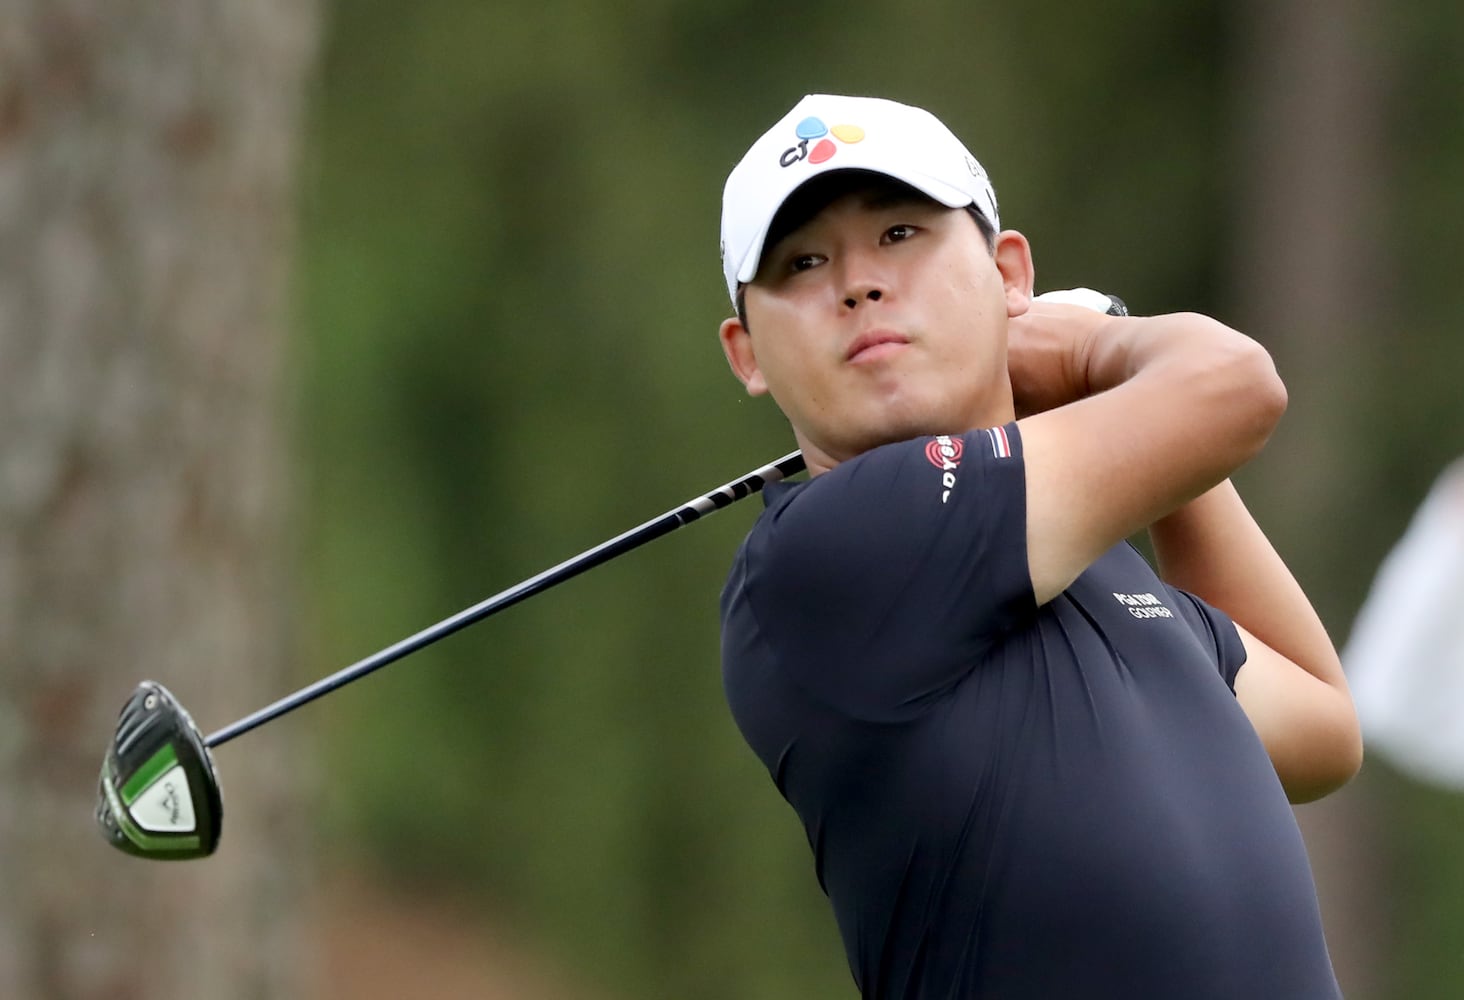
[1344,458,1464,788]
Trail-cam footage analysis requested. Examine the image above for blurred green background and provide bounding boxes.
[293,2,1464,997]
[6,0,1464,997]
[300,1,1464,1000]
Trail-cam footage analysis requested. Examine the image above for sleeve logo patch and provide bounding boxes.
[926,435,963,504]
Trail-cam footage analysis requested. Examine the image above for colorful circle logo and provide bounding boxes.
[925,436,963,469]
[779,116,866,168]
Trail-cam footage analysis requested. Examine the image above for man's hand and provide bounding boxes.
[1007,292,1124,417]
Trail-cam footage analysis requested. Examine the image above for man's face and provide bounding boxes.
[720,179,1033,472]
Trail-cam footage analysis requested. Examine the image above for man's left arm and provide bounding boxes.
[1150,480,1363,802]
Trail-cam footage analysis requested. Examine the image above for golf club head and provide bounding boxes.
[96,681,222,860]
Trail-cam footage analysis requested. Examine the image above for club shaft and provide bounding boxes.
[204,450,806,748]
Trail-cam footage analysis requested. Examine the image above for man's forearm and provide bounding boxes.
[1149,481,1347,693]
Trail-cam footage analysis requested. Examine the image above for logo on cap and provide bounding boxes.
[779,116,866,168]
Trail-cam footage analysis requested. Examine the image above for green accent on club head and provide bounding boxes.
[120,742,179,806]
[100,759,202,854]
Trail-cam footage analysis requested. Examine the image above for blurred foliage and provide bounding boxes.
[289,1,1464,996]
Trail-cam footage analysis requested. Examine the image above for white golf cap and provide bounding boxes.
[719,94,1000,303]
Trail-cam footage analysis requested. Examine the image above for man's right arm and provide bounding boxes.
[1012,305,1287,606]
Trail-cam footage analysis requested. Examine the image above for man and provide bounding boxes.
[715,94,1362,998]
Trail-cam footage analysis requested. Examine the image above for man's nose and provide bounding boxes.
[839,250,888,310]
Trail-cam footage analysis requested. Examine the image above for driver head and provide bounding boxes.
[97,681,223,860]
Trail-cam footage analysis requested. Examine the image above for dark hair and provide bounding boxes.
[966,203,997,251]
[735,174,996,332]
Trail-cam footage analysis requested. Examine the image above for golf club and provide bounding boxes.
[97,449,806,860]
[95,290,1127,862]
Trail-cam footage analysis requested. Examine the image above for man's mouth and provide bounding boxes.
[846,331,910,364]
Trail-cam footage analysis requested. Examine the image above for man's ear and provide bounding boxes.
[719,315,769,396]
[993,230,1035,318]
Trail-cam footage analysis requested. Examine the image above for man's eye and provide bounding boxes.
[884,224,918,243]
[790,254,823,272]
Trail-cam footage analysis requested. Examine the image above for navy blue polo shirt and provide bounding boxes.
[720,424,1340,999]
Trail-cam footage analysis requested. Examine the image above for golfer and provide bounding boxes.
[716,94,1361,998]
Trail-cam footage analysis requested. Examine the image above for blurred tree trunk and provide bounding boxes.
[0,2,318,997]
[1227,1,1393,998]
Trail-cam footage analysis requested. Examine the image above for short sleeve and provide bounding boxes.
[734,425,1036,721]
[1165,586,1249,691]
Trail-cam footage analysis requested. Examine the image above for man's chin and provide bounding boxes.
[797,402,987,468]
[837,419,960,459]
